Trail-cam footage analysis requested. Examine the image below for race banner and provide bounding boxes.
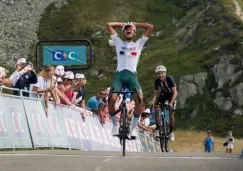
[154,140,161,152]
[76,114,93,151]
[46,104,69,149]
[62,107,82,149]
[22,98,52,148]
[4,96,33,148]
[101,121,121,151]
[87,116,106,151]
[139,133,149,152]
[0,96,12,148]
[146,135,155,152]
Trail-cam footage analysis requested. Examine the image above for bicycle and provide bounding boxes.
[110,86,141,156]
[154,100,170,152]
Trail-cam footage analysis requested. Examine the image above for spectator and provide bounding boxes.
[224,131,234,153]
[137,108,153,135]
[102,87,111,104]
[10,58,37,97]
[71,73,87,108]
[30,66,58,115]
[54,65,65,85]
[127,100,135,120]
[86,88,106,117]
[59,71,79,105]
[203,130,214,153]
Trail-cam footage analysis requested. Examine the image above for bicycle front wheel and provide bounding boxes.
[121,107,127,156]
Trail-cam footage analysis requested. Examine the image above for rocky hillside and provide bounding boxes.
[1,0,243,137]
[0,0,67,67]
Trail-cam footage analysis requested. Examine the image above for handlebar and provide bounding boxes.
[109,87,141,104]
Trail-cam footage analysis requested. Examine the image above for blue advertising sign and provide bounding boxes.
[43,46,86,66]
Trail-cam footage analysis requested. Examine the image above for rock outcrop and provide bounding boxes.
[0,0,67,66]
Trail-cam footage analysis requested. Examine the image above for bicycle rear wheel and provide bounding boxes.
[159,118,165,152]
[162,115,169,152]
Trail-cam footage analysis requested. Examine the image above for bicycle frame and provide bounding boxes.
[111,87,141,156]
[158,102,170,152]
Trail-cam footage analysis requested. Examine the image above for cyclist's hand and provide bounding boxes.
[168,103,173,110]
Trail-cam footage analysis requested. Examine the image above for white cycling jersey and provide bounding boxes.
[110,34,149,73]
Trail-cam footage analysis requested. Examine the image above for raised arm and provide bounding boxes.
[106,22,124,35]
[133,22,154,37]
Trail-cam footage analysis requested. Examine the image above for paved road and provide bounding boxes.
[0,150,242,171]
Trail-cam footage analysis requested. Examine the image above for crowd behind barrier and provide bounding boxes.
[0,86,161,152]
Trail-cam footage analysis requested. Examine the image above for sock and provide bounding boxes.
[131,114,140,130]
[110,113,117,126]
[170,126,173,133]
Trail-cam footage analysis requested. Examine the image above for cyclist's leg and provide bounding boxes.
[169,97,176,133]
[127,71,143,137]
[108,72,123,135]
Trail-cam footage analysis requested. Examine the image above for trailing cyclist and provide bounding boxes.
[106,21,153,139]
[149,65,177,141]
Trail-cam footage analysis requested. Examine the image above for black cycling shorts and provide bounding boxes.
[155,93,176,111]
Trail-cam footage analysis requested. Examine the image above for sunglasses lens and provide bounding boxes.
[125,25,134,30]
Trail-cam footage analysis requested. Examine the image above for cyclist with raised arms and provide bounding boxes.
[149,65,177,141]
[107,21,153,139]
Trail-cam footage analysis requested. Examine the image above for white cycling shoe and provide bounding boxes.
[130,128,137,139]
[111,124,119,136]
[169,132,175,142]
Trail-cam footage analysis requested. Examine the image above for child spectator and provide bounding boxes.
[224,131,234,153]
[203,130,214,153]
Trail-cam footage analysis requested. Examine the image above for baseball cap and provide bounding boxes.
[17,58,27,65]
[57,77,63,83]
[64,71,74,80]
[76,73,86,79]
[54,65,65,76]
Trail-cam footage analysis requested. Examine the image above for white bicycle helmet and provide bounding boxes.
[155,65,167,73]
[122,22,136,33]
[64,71,74,80]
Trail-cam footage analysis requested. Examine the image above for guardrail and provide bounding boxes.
[0,86,161,152]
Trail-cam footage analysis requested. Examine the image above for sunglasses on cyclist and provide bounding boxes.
[57,82,63,85]
[124,25,135,30]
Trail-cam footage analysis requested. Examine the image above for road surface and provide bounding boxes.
[0,150,242,171]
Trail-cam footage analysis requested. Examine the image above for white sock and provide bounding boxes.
[111,115,117,126]
[131,116,139,130]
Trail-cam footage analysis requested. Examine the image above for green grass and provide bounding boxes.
[27,0,243,137]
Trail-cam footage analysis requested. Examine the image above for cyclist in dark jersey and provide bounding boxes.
[149,65,177,141]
